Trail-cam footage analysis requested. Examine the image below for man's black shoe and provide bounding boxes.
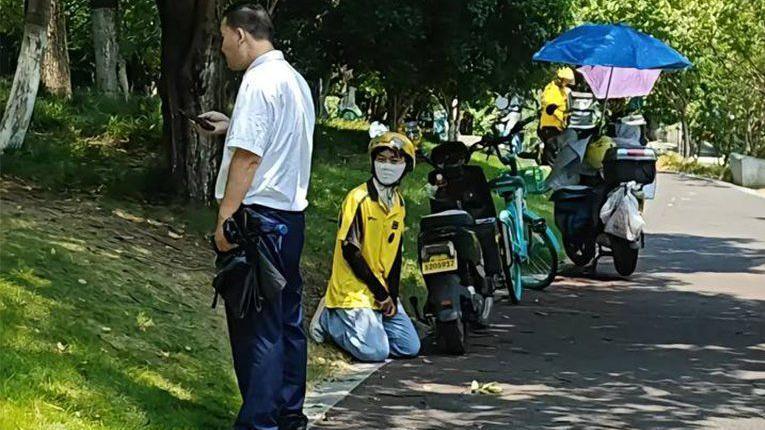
[278,412,308,430]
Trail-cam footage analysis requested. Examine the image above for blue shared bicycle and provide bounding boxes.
[479,108,560,303]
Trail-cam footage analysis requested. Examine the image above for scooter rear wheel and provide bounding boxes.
[610,235,639,276]
[436,319,466,355]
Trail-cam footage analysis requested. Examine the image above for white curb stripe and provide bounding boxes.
[305,360,389,428]
[674,172,765,200]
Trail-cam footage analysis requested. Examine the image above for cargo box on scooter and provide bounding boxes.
[603,146,657,186]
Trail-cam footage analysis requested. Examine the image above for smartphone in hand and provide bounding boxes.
[178,109,215,131]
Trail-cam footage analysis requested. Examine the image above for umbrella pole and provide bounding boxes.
[600,66,614,131]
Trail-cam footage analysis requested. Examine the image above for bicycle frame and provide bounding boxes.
[498,185,528,264]
[491,148,560,296]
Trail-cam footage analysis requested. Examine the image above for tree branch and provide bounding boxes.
[268,0,279,17]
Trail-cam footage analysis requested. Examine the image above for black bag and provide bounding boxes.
[210,211,287,319]
[212,247,257,318]
[550,186,598,246]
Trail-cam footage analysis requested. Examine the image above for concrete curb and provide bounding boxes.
[304,360,388,428]
[669,171,765,200]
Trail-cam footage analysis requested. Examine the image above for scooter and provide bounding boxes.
[495,94,544,163]
[415,136,511,354]
[551,117,656,276]
[399,120,424,149]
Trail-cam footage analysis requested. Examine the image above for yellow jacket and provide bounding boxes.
[540,81,570,130]
[325,181,405,309]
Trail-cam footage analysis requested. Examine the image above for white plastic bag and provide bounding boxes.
[369,121,389,138]
[600,182,645,241]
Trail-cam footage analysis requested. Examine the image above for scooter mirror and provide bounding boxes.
[495,95,509,111]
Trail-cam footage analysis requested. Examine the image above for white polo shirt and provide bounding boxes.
[215,50,315,212]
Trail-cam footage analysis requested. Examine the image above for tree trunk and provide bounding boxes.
[92,0,120,96]
[386,91,413,131]
[156,0,227,204]
[41,0,71,98]
[317,77,327,119]
[448,96,460,141]
[373,96,386,122]
[117,55,129,100]
[0,0,51,151]
[680,115,691,158]
[387,93,399,130]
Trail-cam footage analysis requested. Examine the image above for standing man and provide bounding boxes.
[196,4,315,430]
[539,67,575,165]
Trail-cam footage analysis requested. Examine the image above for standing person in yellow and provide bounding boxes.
[309,131,421,362]
[538,67,575,165]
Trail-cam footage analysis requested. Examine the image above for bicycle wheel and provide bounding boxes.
[499,218,523,304]
[521,224,558,290]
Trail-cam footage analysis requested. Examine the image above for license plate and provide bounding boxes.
[422,256,458,274]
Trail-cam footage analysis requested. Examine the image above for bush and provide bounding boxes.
[657,152,732,182]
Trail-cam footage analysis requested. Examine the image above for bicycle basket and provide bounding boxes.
[519,166,550,195]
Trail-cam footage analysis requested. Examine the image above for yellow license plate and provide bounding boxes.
[422,257,458,274]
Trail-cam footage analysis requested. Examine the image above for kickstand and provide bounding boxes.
[586,245,608,275]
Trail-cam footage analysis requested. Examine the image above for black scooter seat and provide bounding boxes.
[420,209,475,231]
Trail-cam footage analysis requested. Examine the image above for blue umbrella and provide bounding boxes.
[533,23,691,70]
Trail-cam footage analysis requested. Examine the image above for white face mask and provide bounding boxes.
[374,161,406,186]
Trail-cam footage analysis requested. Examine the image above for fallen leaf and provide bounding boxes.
[101,326,112,333]
[50,248,56,255]
[470,380,503,395]
[167,231,183,240]
[55,342,68,353]
[78,279,87,285]
[147,219,163,227]
[113,209,145,223]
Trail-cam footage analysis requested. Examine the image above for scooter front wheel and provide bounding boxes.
[436,319,466,355]
[563,238,596,267]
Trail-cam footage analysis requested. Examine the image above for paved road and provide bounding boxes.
[312,173,765,429]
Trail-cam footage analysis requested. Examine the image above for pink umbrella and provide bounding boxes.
[578,65,661,99]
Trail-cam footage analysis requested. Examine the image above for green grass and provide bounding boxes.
[0,197,238,428]
[657,151,732,182]
[0,87,556,428]
[0,83,168,199]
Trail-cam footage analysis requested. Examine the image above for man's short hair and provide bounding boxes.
[223,2,274,42]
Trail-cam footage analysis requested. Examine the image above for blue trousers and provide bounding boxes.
[319,303,421,362]
[224,205,306,430]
